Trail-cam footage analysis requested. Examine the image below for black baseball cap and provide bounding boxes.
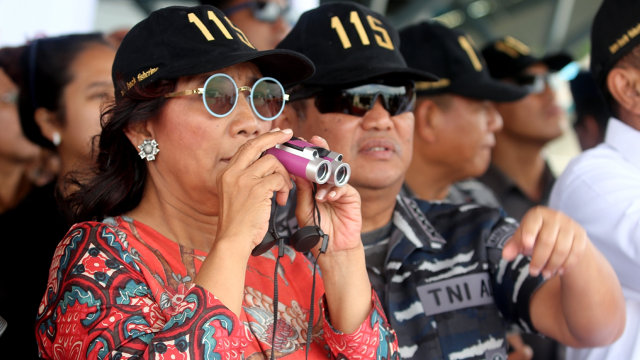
[399,21,527,102]
[112,5,314,100]
[590,0,640,91]
[275,2,437,99]
[481,36,572,79]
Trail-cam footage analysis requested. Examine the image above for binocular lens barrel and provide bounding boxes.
[265,138,350,186]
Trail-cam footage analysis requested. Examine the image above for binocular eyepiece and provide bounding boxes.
[264,138,351,187]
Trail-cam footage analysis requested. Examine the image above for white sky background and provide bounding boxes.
[0,0,98,46]
[0,0,319,47]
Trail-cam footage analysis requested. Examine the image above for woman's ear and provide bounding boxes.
[607,67,640,115]
[34,108,63,145]
[414,98,438,143]
[124,120,153,148]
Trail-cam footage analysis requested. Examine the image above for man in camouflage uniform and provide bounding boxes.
[273,2,625,359]
[398,21,527,209]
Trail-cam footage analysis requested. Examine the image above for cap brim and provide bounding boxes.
[243,49,315,87]
[541,53,572,72]
[418,73,528,102]
[304,64,438,88]
[166,48,315,88]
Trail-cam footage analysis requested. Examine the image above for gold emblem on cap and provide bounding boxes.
[495,36,530,58]
[458,36,483,71]
[138,67,158,82]
[416,78,451,90]
[120,67,159,96]
[609,22,640,55]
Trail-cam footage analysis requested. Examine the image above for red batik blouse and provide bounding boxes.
[35,216,399,359]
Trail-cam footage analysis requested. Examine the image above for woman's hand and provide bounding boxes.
[196,128,294,316]
[215,128,294,255]
[292,135,363,255]
[292,135,370,334]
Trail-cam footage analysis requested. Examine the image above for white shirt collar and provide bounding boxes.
[604,117,640,170]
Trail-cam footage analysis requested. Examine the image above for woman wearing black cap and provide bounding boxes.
[34,5,398,359]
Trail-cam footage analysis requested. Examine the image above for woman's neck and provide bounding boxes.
[0,160,32,213]
[126,181,219,252]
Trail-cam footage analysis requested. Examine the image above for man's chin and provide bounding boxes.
[350,175,405,193]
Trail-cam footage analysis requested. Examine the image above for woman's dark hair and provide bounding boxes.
[65,79,177,222]
[18,33,111,149]
[0,45,26,86]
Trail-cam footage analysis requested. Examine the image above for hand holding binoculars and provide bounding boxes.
[264,137,351,187]
[252,138,347,257]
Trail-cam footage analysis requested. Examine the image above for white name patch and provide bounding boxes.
[417,273,494,316]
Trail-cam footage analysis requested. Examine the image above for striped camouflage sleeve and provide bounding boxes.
[485,216,546,333]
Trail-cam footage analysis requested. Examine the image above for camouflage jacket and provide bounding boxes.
[369,194,545,360]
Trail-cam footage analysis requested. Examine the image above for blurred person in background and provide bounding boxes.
[550,0,640,358]
[569,70,610,151]
[17,33,116,199]
[0,50,43,214]
[479,34,573,360]
[106,27,130,48]
[0,32,115,358]
[199,0,291,49]
[480,36,572,221]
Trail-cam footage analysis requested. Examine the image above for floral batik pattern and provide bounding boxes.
[35,216,399,359]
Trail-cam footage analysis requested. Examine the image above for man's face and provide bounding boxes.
[494,63,565,145]
[225,0,291,50]
[420,95,502,179]
[286,96,415,192]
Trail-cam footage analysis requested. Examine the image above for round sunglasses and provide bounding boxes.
[314,83,416,117]
[165,73,289,121]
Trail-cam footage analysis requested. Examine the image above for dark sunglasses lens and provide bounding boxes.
[315,92,369,116]
[316,84,414,116]
[515,74,548,94]
[380,85,414,115]
[344,92,376,116]
[252,78,285,120]
[204,75,237,116]
[514,75,537,86]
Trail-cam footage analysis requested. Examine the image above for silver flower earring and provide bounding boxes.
[138,139,159,161]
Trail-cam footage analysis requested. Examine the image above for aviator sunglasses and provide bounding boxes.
[314,83,416,116]
[512,73,555,94]
[224,0,290,23]
[165,73,289,121]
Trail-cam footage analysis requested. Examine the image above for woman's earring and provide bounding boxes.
[52,132,61,146]
[138,139,159,161]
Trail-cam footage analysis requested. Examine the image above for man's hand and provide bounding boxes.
[509,206,625,348]
[502,206,588,279]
